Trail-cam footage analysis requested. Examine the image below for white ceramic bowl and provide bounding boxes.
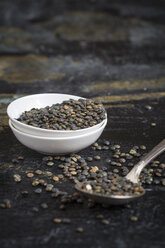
[7,93,107,137]
[9,119,107,155]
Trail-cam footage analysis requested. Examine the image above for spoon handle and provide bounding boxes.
[126,139,165,183]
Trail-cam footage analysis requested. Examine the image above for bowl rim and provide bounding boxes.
[9,118,107,140]
[7,93,107,134]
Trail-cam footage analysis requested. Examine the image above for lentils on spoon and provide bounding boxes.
[81,176,144,197]
[17,98,106,130]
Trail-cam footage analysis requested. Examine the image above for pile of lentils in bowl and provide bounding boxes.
[17,98,106,130]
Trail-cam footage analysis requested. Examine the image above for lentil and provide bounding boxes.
[39,179,45,185]
[90,166,99,173]
[53,176,59,182]
[34,188,42,194]
[63,218,71,224]
[0,203,6,208]
[129,149,137,155]
[44,171,53,177]
[13,174,21,182]
[35,170,43,175]
[18,156,24,160]
[102,220,110,225]
[47,162,54,167]
[21,191,29,196]
[76,227,84,233]
[4,199,11,208]
[27,173,34,178]
[161,179,165,186]
[130,216,138,221]
[41,203,48,209]
[103,140,110,146]
[96,214,104,219]
[53,218,62,223]
[105,158,111,164]
[46,184,54,191]
[160,163,165,169]
[87,157,93,162]
[140,145,146,150]
[32,179,40,186]
[59,204,66,210]
[32,207,39,212]
[145,105,152,110]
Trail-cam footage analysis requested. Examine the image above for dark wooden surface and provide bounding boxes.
[0,1,165,247]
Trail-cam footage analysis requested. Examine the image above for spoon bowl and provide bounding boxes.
[75,181,145,205]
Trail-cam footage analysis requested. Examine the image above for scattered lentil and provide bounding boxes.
[140,145,146,150]
[0,203,6,208]
[160,163,165,169]
[32,179,40,186]
[94,155,101,160]
[130,216,138,221]
[105,158,111,164]
[18,156,24,160]
[53,176,59,182]
[129,149,137,155]
[63,218,71,224]
[96,214,104,219]
[41,203,48,209]
[34,188,42,194]
[161,179,165,186]
[3,199,11,208]
[32,207,39,212]
[35,170,43,175]
[13,174,22,182]
[120,153,126,157]
[90,166,99,173]
[153,179,160,185]
[44,171,53,177]
[39,179,45,185]
[21,191,29,196]
[76,227,84,233]
[46,184,54,192]
[101,220,110,225]
[87,157,93,162]
[102,146,109,150]
[145,105,152,110]
[47,162,54,167]
[93,142,98,147]
[12,159,19,164]
[27,173,34,178]
[119,158,126,163]
[104,140,110,146]
[59,204,66,210]
[53,218,62,223]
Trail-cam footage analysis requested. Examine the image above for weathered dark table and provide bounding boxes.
[0,1,165,247]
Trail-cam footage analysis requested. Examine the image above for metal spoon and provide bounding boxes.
[75,139,165,205]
